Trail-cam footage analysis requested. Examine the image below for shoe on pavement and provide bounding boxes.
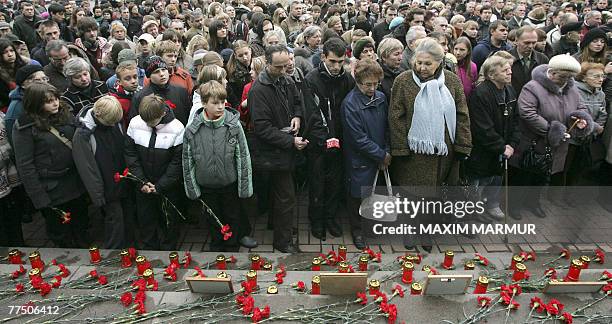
[274,243,301,253]
[239,236,258,249]
[486,207,505,220]
[353,235,366,250]
[327,219,343,237]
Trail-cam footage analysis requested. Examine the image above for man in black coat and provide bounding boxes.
[12,1,40,51]
[372,4,397,46]
[510,26,549,96]
[302,38,355,242]
[248,45,307,253]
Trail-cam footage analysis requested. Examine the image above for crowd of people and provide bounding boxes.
[0,0,610,253]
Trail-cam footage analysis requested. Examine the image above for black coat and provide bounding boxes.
[12,113,85,209]
[510,48,549,96]
[61,80,109,117]
[378,61,403,106]
[372,21,390,46]
[12,15,40,50]
[226,60,251,108]
[129,82,190,126]
[465,80,520,177]
[303,63,355,148]
[248,69,304,171]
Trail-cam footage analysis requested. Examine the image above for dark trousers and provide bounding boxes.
[41,195,90,248]
[508,167,563,209]
[307,149,343,226]
[202,188,241,251]
[101,199,128,249]
[135,192,180,250]
[258,170,296,247]
[0,186,25,246]
[346,196,364,237]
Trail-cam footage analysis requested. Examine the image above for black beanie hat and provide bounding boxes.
[560,22,582,35]
[580,28,608,50]
[15,64,44,87]
[144,55,168,78]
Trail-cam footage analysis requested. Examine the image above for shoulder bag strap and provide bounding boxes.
[49,126,73,150]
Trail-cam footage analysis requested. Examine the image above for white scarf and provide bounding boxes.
[408,70,457,156]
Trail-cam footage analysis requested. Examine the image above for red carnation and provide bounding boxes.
[294,281,306,291]
[113,172,122,183]
[392,285,404,298]
[60,211,71,224]
[15,283,24,292]
[121,292,133,307]
[560,248,570,259]
[375,291,388,304]
[252,307,263,323]
[98,275,108,285]
[39,282,52,297]
[477,296,491,307]
[546,299,564,315]
[89,270,98,278]
[183,251,192,268]
[261,305,270,318]
[275,273,284,284]
[51,276,62,288]
[135,300,146,315]
[122,168,129,177]
[594,249,605,264]
[58,264,70,277]
[165,100,176,110]
[530,297,546,313]
[128,247,137,260]
[386,304,398,324]
[355,291,368,305]
[561,312,573,324]
[193,266,205,278]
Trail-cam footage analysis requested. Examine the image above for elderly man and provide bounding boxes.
[547,13,579,50]
[61,57,108,117]
[12,1,40,50]
[509,55,594,219]
[248,45,306,253]
[44,40,72,92]
[510,26,549,95]
[400,25,426,70]
[580,11,602,40]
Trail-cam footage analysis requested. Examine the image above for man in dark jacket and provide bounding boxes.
[466,56,520,221]
[248,45,306,253]
[372,5,397,46]
[31,20,61,67]
[303,38,355,241]
[510,26,549,96]
[12,1,39,51]
[473,20,511,70]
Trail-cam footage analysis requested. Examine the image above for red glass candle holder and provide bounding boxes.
[169,251,180,267]
[8,249,22,264]
[512,263,527,282]
[311,257,321,271]
[473,276,489,294]
[410,282,422,295]
[464,261,475,270]
[89,246,101,264]
[368,279,380,296]
[136,256,150,276]
[29,268,41,281]
[143,268,155,286]
[442,250,454,269]
[29,251,44,272]
[216,255,227,270]
[120,250,132,268]
[510,255,523,270]
[580,255,591,269]
[338,245,347,262]
[359,255,369,272]
[251,255,261,270]
[311,275,320,295]
[402,261,414,284]
[338,261,349,273]
[247,270,257,287]
[564,259,583,282]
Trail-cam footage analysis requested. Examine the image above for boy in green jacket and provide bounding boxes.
[182,80,255,251]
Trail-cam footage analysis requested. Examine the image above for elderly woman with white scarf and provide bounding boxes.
[388,38,472,251]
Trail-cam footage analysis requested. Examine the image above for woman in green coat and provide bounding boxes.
[388,38,472,250]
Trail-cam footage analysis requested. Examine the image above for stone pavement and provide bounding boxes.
[18,189,612,256]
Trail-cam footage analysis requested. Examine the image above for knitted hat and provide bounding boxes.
[2,33,24,44]
[118,48,137,64]
[548,54,581,73]
[144,55,167,78]
[202,51,224,67]
[192,49,207,66]
[141,20,159,32]
[580,28,607,49]
[389,17,404,30]
[220,48,234,65]
[352,38,374,59]
[15,64,43,87]
[527,8,547,24]
[560,22,582,35]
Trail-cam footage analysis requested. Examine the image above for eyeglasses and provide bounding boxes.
[51,55,70,62]
[359,81,380,88]
[587,74,605,79]
[30,76,50,83]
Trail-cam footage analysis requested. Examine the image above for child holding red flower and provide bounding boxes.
[183,80,255,251]
[73,96,131,249]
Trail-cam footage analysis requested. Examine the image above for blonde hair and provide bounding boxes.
[377,38,403,59]
[115,61,138,79]
[139,94,166,122]
[200,80,227,103]
[155,40,178,56]
[251,56,266,78]
[481,55,510,81]
[93,96,123,126]
[197,64,227,85]
[187,35,209,56]
[327,16,342,29]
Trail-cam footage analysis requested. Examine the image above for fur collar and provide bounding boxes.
[531,64,574,94]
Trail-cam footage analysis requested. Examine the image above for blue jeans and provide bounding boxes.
[468,175,502,210]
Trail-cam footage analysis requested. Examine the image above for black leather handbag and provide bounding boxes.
[520,140,553,176]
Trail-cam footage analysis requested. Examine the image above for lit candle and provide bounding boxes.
[464,260,475,270]
[402,261,414,284]
[473,276,489,294]
[28,251,44,271]
[8,249,22,264]
[338,261,349,273]
[251,255,261,270]
[120,250,132,268]
[217,271,228,279]
[216,255,227,270]
[564,259,583,282]
[580,255,591,269]
[311,257,321,271]
[247,269,257,287]
[442,250,454,269]
[368,279,380,296]
[89,246,101,264]
[359,255,369,272]
[512,263,527,282]
[338,245,347,261]
[311,275,320,295]
[169,251,180,267]
[136,256,150,276]
[510,255,523,271]
[263,262,273,271]
[410,282,423,295]
[28,268,41,281]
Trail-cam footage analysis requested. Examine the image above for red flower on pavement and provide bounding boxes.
[275,273,284,284]
[18,265,26,274]
[375,291,388,304]
[546,299,564,315]
[193,266,205,278]
[131,278,146,291]
[241,295,254,315]
[560,312,573,324]
[386,304,398,324]
[474,253,490,266]
[39,282,52,297]
[241,280,256,293]
[98,275,108,285]
[530,297,546,313]
[501,284,522,296]
[252,307,263,323]
[58,264,70,277]
[183,251,192,268]
[51,259,58,265]
[601,270,612,281]
[15,283,24,292]
[603,283,612,295]
[51,276,62,288]
[121,292,133,307]
[545,268,558,279]
[392,285,404,298]
[374,252,382,263]
[261,305,270,318]
[164,264,178,281]
[477,296,491,307]
[89,270,98,278]
[10,271,20,279]
[379,302,389,313]
[135,300,146,315]
[229,255,237,263]
[347,265,355,273]
[236,293,246,306]
[594,249,605,264]
[113,172,122,183]
[355,291,368,305]
[560,248,570,259]
[134,290,146,303]
[31,276,43,289]
[294,281,306,291]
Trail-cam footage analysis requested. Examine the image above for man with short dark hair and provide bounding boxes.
[372,5,397,45]
[48,2,73,43]
[31,20,60,66]
[473,20,512,69]
[303,38,355,243]
[248,45,306,253]
[392,7,425,47]
[477,5,493,40]
[281,1,303,37]
[12,1,40,50]
[75,16,108,74]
